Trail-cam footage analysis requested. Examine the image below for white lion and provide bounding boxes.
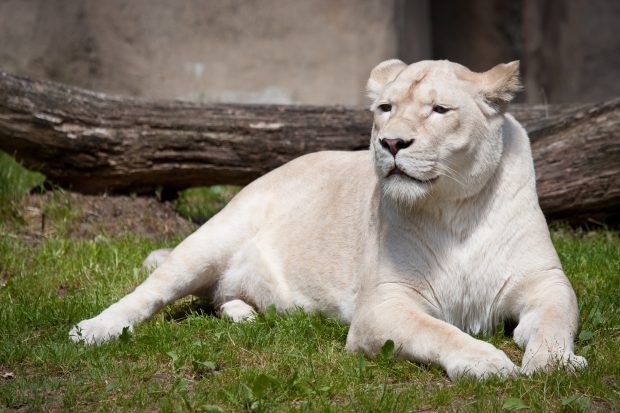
[70,59,587,379]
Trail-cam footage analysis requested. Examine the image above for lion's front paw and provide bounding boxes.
[521,350,587,376]
[69,314,131,345]
[446,342,518,380]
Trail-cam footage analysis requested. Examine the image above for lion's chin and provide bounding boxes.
[380,174,434,206]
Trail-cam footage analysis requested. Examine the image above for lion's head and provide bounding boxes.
[367,59,521,205]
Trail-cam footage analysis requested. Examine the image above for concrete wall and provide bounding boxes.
[0,0,399,105]
[522,0,620,104]
[1,0,618,105]
[429,0,620,104]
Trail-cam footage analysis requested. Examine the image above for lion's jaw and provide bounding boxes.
[367,59,520,207]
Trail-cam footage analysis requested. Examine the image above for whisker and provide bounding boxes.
[437,156,466,179]
[437,166,466,187]
[435,156,468,186]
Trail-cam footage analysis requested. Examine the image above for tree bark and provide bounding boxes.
[527,99,620,221]
[0,71,618,221]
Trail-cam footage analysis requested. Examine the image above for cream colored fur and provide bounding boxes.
[70,59,587,379]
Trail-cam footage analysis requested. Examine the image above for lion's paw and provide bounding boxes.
[217,299,257,322]
[446,343,518,380]
[69,314,131,345]
[521,351,587,376]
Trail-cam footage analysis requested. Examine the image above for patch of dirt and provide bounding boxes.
[1,368,16,380]
[497,341,523,365]
[590,398,615,411]
[15,191,196,240]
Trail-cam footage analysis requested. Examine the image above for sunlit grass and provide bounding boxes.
[0,151,44,223]
[0,230,618,411]
[174,186,240,224]
[0,152,618,411]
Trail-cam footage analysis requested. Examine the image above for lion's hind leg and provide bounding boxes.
[143,248,173,269]
[69,210,252,345]
[217,299,257,322]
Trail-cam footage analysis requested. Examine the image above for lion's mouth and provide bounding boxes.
[388,167,438,184]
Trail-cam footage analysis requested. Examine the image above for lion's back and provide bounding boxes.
[213,150,378,321]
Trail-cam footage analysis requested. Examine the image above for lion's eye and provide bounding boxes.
[432,105,450,114]
[378,103,392,113]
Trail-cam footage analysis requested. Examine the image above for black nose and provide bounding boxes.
[380,138,413,156]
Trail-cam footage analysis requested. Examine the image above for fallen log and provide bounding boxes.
[527,100,620,221]
[0,71,618,221]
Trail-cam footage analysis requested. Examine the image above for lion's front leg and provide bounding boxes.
[346,293,517,380]
[507,270,587,375]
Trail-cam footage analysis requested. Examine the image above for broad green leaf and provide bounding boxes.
[578,397,591,411]
[380,339,395,359]
[166,351,179,363]
[239,383,254,403]
[193,360,216,370]
[578,330,594,342]
[252,373,279,398]
[562,394,578,406]
[199,405,224,413]
[502,397,529,411]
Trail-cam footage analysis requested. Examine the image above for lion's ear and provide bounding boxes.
[367,59,407,103]
[477,61,521,110]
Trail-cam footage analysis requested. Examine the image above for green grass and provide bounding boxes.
[174,186,240,224]
[0,151,44,223]
[0,152,619,411]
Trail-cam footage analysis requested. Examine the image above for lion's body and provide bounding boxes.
[207,113,547,335]
[70,60,586,379]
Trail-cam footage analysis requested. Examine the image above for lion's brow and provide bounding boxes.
[406,71,427,99]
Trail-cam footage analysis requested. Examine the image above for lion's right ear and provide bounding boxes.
[367,59,407,103]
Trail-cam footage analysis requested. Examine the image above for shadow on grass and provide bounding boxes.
[163,296,218,322]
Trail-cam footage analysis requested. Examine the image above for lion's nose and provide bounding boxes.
[379,138,413,156]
